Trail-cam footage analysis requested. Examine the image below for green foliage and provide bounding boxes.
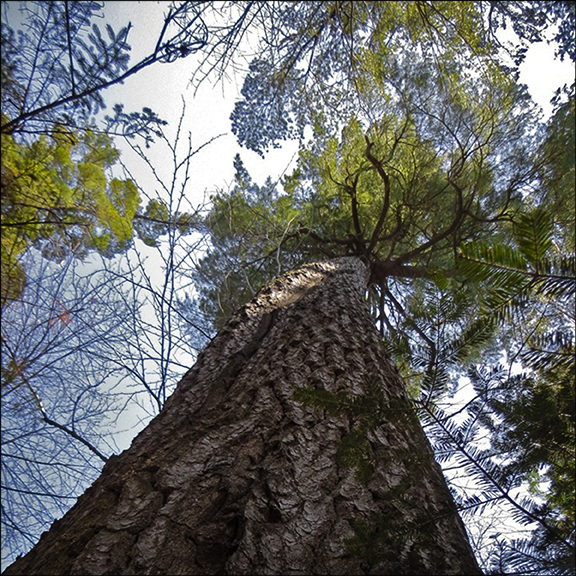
[493,366,575,522]
[190,155,310,328]
[133,197,199,247]
[345,509,448,574]
[292,387,349,417]
[336,429,374,485]
[459,207,575,326]
[437,201,575,572]
[229,1,571,155]
[522,329,575,372]
[463,208,574,331]
[1,123,139,304]
[293,384,378,483]
[461,363,576,575]
[515,208,554,271]
[377,276,499,405]
[537,97,576,247]
[344,515,385,568]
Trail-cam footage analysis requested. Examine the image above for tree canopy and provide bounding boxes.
[1,1,574,573]
[1,125,138,303]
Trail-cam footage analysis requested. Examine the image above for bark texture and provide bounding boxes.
[3,257,482,575]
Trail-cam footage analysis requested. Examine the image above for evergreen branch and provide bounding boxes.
[64,1,76,96]
[461,255,571,286]
[419,403,574,551]
[395,176,465,265]
[514,209,553,272]
[383,286,437,353]
[293,386,348,417]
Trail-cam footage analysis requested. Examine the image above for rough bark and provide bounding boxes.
[3,257,482,575]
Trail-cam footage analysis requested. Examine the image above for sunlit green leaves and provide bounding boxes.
[1,124,139,304]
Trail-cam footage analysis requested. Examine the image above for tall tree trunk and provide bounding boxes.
[3,257,482,575]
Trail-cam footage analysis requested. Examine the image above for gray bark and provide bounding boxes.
[3,257,482,575]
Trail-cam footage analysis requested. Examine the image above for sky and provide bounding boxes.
[101,1,300,208]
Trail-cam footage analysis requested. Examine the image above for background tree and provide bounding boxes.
[0,0,217,305]
[1,125,139,304]
[189,153,306,330]
[208,1,575,155]
[1,252,131,562]
[0,0,216,565]
[452,201,575,573]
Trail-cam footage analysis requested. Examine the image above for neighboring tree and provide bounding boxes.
[1,125,139,305]
[2,258,482,576]
[0,0,213,305]
[535,97,576,248]
[451,203,575,574]
[1,252,132,563]
[214,1,575,156]
[190,154,305,330]
[102,106,218,412]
